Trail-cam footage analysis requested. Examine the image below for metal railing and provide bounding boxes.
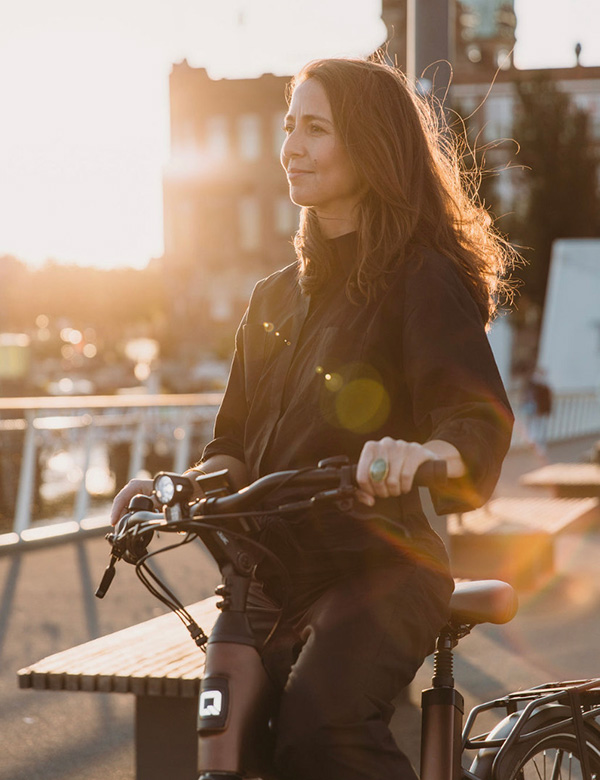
[510,389,600,448]
[0,389,599,547]
[0,394,221,544]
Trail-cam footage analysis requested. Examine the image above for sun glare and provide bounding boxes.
[0,28,167,269]
[0,0,598,269]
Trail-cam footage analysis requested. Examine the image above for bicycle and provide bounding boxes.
[96,456,600,780]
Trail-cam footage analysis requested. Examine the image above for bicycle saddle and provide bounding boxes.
[450,579,518,626]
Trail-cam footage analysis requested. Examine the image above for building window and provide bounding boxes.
[484,96,513,141]
[273,111,286,157]
[238,114,261,160]
[239,196,261,251]
[275,197,299,236]
[205,115,228,160]
[495,168,514,212]
[573,95,600,140]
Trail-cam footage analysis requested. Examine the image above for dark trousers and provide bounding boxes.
[247,558,454,780]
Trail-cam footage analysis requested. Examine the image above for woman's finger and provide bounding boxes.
[110,478,153,526]
[358,437,397,499]
[355,488,376,507]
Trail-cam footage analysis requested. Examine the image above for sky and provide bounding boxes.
[0,0,599,270]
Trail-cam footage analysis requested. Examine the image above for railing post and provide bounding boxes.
[173,415,193,475]
[128,411,147,481]
[14,411,37,535]
[74,416,94,524]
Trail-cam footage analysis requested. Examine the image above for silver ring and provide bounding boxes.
[369,458,389,483]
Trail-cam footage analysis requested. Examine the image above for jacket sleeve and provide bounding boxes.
[401,253,514,514]
[201,309,249,465]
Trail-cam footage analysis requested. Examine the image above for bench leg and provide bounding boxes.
[135,695,199,780]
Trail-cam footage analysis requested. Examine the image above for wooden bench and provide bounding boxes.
[18,597,221,780]
[448,496,600,589]
[519,463,600,498]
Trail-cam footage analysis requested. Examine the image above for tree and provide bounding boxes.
[511,75,600,308]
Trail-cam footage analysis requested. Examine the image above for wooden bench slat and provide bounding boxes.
[112,675,134,694]
[520,463,600,487]
[49,674,66,691]
[448,497,600,536]
[90,640,204,677]
[81,675,100,692]
[178,678,201,698]
[131,677,150,696]
[31,672,49,690]
[17,597,220,695]
[65,675,82,692]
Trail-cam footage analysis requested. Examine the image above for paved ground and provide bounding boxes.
[1,435,599,779]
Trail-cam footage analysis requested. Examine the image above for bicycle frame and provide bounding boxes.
[98,461,600,780]
[193,532,278,778]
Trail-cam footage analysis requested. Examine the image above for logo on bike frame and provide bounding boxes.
[198,676,229,731]
[199,690,223,717]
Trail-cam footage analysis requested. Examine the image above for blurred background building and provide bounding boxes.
[2,0,599,391]
[161,0,599,339]
[161,67,299,364]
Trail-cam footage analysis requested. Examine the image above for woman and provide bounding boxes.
[112,58,514,779]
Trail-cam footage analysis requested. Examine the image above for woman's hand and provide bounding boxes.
[110,478,155,526]
[355,437,450,506]
[109,456,249,526]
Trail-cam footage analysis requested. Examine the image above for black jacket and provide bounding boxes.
[203,234,513,565]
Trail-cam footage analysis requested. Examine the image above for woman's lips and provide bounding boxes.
[287,170,312,180]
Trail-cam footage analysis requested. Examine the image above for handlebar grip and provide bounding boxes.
[350,459,447,487]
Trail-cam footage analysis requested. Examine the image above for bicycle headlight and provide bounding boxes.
[153,473,193,507]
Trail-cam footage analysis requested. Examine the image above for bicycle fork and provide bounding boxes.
[420,625,465,780]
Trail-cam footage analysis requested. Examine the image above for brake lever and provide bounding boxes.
[96,495,158,599]
[95,516,130,599]
[95,554,119,599]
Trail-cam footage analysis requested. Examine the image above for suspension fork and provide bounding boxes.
[420,626,465,780]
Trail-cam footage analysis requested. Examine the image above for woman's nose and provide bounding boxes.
[281,129,302,165]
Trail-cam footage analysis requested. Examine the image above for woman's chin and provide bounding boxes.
[288,190,313,208]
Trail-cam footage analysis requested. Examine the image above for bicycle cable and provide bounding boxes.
[130,464,358,650]
[133,513,297,651]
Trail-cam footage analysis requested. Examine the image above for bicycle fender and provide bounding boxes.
[469,704,571,779]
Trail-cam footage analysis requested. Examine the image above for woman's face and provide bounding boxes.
[281,78,362,232]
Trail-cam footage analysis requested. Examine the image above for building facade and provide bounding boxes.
[161,64,297,356]
[164,63,297,284]
[451,63,600,217]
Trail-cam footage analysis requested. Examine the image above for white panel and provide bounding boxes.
[538,239,600,391]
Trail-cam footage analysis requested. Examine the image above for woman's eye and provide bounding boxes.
[309,124,324,134]
[283,125,294,135]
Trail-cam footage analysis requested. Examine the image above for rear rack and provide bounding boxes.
[462,677,600,752]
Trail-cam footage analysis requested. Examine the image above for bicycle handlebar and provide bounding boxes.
[199,458,447,516]
[97,458,447,599]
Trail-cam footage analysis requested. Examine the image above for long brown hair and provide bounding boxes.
[288,58,516,324]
